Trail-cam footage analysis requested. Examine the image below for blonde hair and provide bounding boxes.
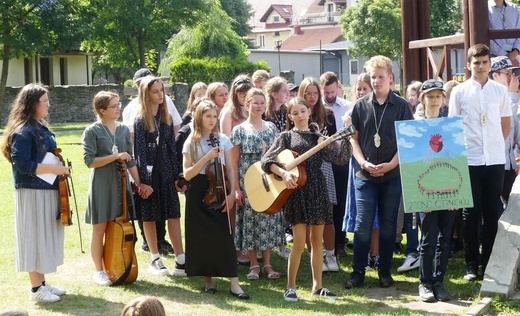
[1,83,49,162]
[92,90,119,119]
[265,76,287,120]
[364,55,393,74]
[186,82,207,114]
[246,88,266,108]
[297,77,331,130]
[443,80,460,95]
[121,296,165,316]
[206,82,228,104]
[137,76,171,132]
[406,81,422,96]
[355,73,372,90]
[286,97,310,130]
[252,69,270,83]
[187,98,219,161]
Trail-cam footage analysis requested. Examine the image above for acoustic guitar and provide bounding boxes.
[244,125,355,214]
[103,160,138,285]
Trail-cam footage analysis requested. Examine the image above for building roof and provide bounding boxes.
[260,5,293,22]
[247,0,317,28]
[281,26,343,50]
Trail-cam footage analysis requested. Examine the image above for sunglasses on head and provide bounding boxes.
[233,78,252,87]
[421,80,443,91]
[147,78,161,87]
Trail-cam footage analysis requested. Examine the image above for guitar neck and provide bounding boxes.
[285,136,336,170]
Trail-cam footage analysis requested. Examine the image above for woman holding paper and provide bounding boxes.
[0,83,70,303]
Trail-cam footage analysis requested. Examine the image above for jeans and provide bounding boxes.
[464,165,504,269]
[418,210,456,284]
[405,212,419,255]
[353,176,402,272]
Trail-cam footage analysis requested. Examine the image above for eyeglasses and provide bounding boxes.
[420,80,443,91]
[497,71,512,77]
[237,92,247,98]
[106,103,121,109]
[304,92,320,97]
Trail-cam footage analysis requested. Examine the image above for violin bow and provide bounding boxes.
[67,160,85,253]
[212,134,232,235]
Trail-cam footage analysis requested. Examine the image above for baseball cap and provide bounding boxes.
[490,56,519,72]
[133,68,153,83]
[419,80,445,94]
[287,83,299,92]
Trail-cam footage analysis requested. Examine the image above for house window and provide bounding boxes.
[273,16,280,23]
[350,60,359,75]
[40,57,51,86]
[259,35,266,48]
[274,31,280,37]
[59,58,68,85]
[327,4,334,22]
[24,58,32,85]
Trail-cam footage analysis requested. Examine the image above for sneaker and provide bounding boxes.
[378,269,394,288]
[463,263,478,282]
[158,240,174,255]
[313,288,338,300]
[92,271,112,286]
[29,287,60,302]
[43,283,66,296]
[418,283,435,302]
[274,247,291,260]
[172,261,187,277]
[285,233,294,243]
[283,288,298,302]
[148,258,170,276]
[432,282,450,301]
[322,254,339,272]
[397,253,419,272]
[345,270,365,289]
[365,256,379,271]
[141,242,150,252]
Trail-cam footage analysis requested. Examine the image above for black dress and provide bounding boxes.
[134,114,180,221]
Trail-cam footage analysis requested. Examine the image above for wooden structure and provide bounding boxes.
[402,0,520,85]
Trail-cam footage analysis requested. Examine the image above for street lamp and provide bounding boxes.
[274,40,282,75]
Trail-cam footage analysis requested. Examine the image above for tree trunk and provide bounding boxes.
[0,43,11,123]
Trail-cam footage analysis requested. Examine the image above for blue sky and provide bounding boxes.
[395,116,466,163]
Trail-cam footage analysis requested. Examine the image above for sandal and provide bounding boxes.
[262,264,281,279]
[246,265,260,280]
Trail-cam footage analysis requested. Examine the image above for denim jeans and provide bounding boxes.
[353,176,402,272]
[404,212,419,255]
[418,210,456,284]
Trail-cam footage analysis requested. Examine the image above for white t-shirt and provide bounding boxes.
[182,134,233,174]
[122,95,182,133]
[448,78,512,166]
[324,96,353,129]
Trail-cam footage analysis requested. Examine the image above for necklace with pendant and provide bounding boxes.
[154,113,161,145]
[102,122,118,154]
[372,100,389,148]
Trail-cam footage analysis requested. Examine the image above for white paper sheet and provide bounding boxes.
[37,152,62,185]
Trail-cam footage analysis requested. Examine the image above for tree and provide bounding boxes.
[340,0,402,61]
[430,0,463,38]
[0,0,87,115]
[219,0,253,37]
[81,0,208,82]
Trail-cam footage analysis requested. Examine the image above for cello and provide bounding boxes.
[103,159,138,285]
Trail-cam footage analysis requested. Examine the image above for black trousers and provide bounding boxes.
[463,164,504,269]
[332,162,349,247]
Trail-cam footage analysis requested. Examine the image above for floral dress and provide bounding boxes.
[231,121,285,250]
[261,130,350,226]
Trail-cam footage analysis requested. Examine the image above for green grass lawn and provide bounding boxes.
[0,129,519,315]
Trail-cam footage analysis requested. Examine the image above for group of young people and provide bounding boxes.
[2,43,515,305]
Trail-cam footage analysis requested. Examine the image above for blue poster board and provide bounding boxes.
[395,116,473,213]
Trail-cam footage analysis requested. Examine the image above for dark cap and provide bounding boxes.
[419,80,445,94]
[490,56,519,72]
[133,68,153,82]
[287,83,299,92]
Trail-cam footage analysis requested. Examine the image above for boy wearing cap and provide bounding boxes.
[416,80,458,302]
[489,56,520,211]
[448,44,512,282]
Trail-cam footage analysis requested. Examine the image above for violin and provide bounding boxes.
[103,159,138,285]
[204,133,230,212]
[54,148,84,252]
[54,148,72,226]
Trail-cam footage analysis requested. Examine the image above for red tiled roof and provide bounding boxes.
[260,5,293,22]
[281,26,343,50]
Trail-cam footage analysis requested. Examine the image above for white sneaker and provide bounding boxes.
[172,261,187,277]
[285,233,294,243]
[397,254,420,273]
[43,283,66,296]
[323,254,339,272]
[274,247,291,260]
[92,271,113,286]
[148,257,170,276]
[30,287,60,302]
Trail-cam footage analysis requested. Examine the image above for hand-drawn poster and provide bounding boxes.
[395,116,473,213]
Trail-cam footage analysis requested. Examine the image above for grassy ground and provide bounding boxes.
[0,130,519,315]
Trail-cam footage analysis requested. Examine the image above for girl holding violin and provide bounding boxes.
[82,90,140,286]
[230,88,284,280]
[134,76,186,277]
[261,97,351,302]
[182,98,249,299]
[0,83,69,302]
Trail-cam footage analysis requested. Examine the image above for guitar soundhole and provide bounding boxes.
[125,234,134,242]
